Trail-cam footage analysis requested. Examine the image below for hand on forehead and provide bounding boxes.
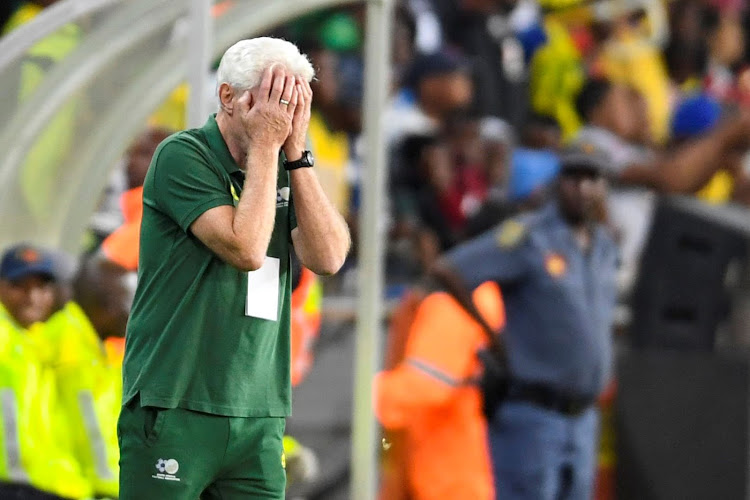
[266,63,313,84]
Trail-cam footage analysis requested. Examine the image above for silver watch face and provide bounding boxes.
[304,151,314,166]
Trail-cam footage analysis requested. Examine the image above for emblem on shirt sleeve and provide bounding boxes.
[545,253,567,278]
[496,220,526,249]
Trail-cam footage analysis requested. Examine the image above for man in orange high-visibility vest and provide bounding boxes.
[374,281,505,500]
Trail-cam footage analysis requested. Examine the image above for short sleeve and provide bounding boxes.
[151,139,234,233]
[446,223,532,290]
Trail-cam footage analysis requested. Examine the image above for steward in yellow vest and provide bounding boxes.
[31,257,135,499]
[0,244,92,499]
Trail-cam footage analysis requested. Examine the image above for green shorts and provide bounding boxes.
[117,400,286,500]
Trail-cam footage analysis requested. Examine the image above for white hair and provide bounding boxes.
[216,37,315,94]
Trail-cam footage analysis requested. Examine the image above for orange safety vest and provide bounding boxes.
[104,337,126,366]
[374,282,505,500]
[378,289,426,500]
[290,267,322,387]
[101,186,143,271]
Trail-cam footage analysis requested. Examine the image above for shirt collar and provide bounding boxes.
[542,201,607,250]
[540,201,564,224]
[201,114,243,177]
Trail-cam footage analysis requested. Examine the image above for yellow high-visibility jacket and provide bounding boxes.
[0,303,93,499]
[30,302,121,498]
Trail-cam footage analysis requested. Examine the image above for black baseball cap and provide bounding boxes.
[0,244,56,282]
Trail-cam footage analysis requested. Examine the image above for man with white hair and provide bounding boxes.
[118,37,350,499]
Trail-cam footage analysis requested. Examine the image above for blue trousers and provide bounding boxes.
[488,401,599,500]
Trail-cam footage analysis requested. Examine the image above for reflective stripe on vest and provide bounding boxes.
[77,391,115,481]
[0,389,28,483]
[406,358,460,387]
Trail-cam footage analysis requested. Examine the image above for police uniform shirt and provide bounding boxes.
[447,203,618,399]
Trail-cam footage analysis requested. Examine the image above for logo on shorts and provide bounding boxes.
[277,187,290,208]
[153,458,180,481]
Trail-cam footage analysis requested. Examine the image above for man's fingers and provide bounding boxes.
[258,66,274,100]
[280,75,295,108]
[286,86,299,117]
[294,83,306,117]
[300,79,313,116]
[269,67,287,103]
[292,85,300,107]
[302,78,313,101]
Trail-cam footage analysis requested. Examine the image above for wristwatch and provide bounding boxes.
[284,150,315,170]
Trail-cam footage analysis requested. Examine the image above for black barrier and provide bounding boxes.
[630,196,749,351]
[619,196,750,499]
[616,351,749,500]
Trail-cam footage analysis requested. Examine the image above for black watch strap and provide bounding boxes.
[284,150,314,170]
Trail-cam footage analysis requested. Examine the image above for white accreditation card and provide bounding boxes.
[245,256,280,321]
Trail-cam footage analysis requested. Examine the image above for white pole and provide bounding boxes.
[187,0,212,128]
[351,0,393,498]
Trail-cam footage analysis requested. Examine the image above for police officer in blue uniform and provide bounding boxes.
[432,141,618,500]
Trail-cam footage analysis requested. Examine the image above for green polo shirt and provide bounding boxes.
[122,115,295,417]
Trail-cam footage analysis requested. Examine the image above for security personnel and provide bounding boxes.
[374,281,505,500]
[101,128,172,271]
[0,244,92,500]
[32,256,135,498]
[432,141,618,500]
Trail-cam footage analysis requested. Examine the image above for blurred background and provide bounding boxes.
[4,0,750,498]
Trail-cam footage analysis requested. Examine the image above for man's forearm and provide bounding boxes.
[290,168,350,275]
[657,119,749,193]
[233,147,278,269]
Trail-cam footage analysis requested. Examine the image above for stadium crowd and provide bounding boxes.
[3,0,750,498]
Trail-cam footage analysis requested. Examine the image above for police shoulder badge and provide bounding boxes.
[545,253,567,277]
[496,219,526,249]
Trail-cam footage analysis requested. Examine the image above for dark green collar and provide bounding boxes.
[201,114,242,176]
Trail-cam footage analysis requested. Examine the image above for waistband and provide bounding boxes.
[506,381,595,416]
